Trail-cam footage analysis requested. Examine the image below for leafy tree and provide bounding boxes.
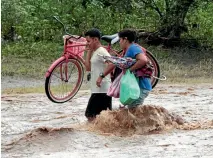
[1,0,213,47]
[133,0,197,45]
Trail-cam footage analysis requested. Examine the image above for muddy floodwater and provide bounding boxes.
[1,82,213,158]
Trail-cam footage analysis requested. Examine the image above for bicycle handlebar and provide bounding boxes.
[53,16,82,40]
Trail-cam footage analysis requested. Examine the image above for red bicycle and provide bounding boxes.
[45,16,164,103]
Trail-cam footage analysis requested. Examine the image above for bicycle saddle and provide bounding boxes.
[101,33,119,44]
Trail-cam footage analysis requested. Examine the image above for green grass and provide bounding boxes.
[1,56,50,78]
[147,46,213,82]
[1,42,213,94]
[2,86,45,94]
[2,42,63,79]
[1,82,90,94]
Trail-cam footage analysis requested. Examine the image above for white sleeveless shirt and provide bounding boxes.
[90,47,111,93]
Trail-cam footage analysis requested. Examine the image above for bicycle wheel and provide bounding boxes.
[146,50,160,89]
[45,58,84,103]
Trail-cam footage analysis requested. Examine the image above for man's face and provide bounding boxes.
[86,36,98,50]
[119,37,128,50]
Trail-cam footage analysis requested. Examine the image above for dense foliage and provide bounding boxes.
[2,0,213,47]
[1,0,213,82]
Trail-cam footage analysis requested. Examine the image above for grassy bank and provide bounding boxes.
[1,42,213,94]
[1,42,63,78]
[147,46,213,84]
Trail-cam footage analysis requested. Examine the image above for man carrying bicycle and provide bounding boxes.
[84,28,112,121]
[100,29,152,109]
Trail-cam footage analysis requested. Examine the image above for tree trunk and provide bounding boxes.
[138,0,196,46]
[158,0,195,38]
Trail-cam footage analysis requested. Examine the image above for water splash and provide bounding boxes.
[88,105,213,136]
[88,105,182,136]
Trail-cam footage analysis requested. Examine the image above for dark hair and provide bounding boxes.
[118,29,136,43]
[85,28,101,40]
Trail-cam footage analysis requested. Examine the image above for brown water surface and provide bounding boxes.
[1,84,213,158]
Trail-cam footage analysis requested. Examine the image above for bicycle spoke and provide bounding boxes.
[52,73,63,80]
[68,62,76,80]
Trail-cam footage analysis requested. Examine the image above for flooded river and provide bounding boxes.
[1,83,213,158]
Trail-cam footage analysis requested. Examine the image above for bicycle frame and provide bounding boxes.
[46,16,123,79]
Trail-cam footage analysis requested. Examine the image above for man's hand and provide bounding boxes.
[96,77,103,87]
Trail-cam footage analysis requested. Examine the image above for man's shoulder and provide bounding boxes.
[126,44,142,54]
[96,47,110,55]
[99,46,108,52]
[129,44,144,55]
[129,44,142,50]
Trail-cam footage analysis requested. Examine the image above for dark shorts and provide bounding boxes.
[85,93,112,118]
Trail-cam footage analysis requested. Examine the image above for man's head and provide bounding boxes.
[85,28,101,50]
[118,29,136,50]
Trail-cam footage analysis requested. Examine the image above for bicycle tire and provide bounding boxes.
[146,50,160,89]
[45,58,84,103]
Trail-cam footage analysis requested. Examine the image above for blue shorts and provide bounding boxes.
[127,88,150,109]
